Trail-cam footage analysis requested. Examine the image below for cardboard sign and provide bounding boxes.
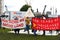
[32,17,60,30]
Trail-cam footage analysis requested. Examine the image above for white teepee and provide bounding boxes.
[24,8,35,17]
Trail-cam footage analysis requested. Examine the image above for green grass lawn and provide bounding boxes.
[0,28,60,40]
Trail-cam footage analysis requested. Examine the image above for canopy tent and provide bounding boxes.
[24,8,35,18]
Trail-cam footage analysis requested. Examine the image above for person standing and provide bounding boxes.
[0,17,1,28]
[24,17,30,34]
[13,16,20,34]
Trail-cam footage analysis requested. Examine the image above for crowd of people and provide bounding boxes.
[13,16,37,35]
[0,15,50,35]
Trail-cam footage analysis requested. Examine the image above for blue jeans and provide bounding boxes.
[24,25,30,31]
[33,30,37,35]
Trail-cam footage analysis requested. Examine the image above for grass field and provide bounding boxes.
[0,28,60,40]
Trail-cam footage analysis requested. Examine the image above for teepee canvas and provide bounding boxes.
[24,8,35,17]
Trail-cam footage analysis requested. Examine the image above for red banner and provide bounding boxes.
[32,17,60,30]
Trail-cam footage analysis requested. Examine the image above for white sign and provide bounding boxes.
[2,11,26,29]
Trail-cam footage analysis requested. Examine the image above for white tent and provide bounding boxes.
[24,8,35,17]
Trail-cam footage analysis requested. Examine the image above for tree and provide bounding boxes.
[20,4,31,11]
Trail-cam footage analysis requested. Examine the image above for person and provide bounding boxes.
[42,16,46,35]
[32,29,37,35]
[31,20,37,35]
[0,18,1,28]
[13,16,20,34]
[14,29,20,34]
[24,17,30,34]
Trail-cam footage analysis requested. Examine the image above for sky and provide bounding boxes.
[4,0,60,15]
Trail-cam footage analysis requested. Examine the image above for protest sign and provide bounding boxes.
[32,17,60,30]
[2,11,26,29]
